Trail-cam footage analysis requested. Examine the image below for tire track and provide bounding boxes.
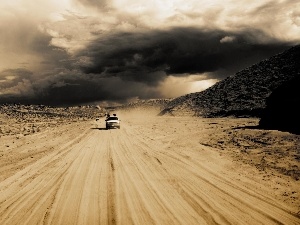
[0,124,93,225]
[44,132,106,225]
[111,127,207,225]
[107,138,117,225]
[119,121,300,225]
[1,118,299,225]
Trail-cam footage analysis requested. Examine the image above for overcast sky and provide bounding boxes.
[0,0,299,106]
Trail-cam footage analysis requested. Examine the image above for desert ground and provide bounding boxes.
[0,109,299,225]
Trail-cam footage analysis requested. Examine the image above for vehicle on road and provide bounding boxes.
[105,116,120,129]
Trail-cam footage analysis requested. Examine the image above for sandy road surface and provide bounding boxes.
[0,115,299,225]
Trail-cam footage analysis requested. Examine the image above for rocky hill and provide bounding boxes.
[159,45,300,119]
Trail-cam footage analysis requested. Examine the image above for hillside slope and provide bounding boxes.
[160,45,300,117]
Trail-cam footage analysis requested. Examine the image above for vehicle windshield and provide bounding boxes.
[106,117,118,121]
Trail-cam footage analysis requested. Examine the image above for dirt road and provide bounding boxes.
[0,115,299,225]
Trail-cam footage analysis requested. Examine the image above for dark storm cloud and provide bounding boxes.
[0,68,161,106]
[78,27,291,83]
[0,69,35,102]
[0,27,293,106]
[34,74,158,105]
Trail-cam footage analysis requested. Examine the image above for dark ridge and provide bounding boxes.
[160,44,300,120]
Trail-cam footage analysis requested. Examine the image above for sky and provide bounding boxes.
[0,0,299,106]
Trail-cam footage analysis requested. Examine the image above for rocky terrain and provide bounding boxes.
[0,104,105,137]
[0,99,173,138]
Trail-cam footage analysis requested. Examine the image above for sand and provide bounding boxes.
[0,109,299,224]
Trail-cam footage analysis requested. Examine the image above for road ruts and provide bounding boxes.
[0,119,299,225]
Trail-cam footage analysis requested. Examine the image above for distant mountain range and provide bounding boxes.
[158,44,300,122]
